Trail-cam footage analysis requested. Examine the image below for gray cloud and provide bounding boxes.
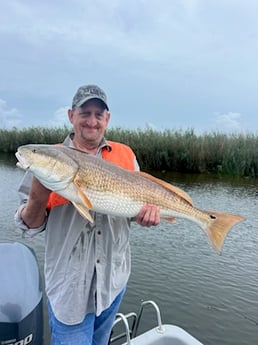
[0,0,258,133]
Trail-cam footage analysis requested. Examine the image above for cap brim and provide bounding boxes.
[76,96,109,110]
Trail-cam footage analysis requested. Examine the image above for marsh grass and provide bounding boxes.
[1,126,257,177]
[0,126,71,152]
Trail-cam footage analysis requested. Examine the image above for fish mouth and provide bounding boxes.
[15,151,30,170]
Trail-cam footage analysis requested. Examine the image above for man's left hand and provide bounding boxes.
[134,204,160,227]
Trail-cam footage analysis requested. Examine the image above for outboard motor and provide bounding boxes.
[0,242,43,345]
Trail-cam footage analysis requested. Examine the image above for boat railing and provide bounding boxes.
[109,300,165,344]
[132,300,165,337]
[109,312,137,344]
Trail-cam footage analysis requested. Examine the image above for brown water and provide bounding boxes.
[0,155,257,345]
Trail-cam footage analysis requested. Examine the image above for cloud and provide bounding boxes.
[213,112,242,132]
[145,122,159,131]
[0,1,258,133]
[1,1,258,73]
[0,99,23,128]
[48,106,70,127]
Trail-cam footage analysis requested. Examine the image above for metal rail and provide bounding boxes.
[109,312,137,344]
[132,300,165,338]
[109,300,165,344]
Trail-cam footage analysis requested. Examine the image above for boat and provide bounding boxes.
[109,300,204,345]
[0,241,203,345]
[0,242,43,345]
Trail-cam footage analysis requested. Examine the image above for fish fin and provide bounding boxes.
[74,178,93,209]
[161,217,176,223]
[203,210,244,254]
[73,177,94,223]
[72,202,94,223]
[137,171,193,206]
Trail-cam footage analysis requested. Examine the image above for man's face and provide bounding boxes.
[69,99,110,146]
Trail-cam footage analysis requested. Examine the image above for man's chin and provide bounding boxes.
[82,131,101,142]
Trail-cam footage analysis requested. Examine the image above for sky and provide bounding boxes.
[0,0,258,134]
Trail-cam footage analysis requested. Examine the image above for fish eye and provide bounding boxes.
[210,214,216,219]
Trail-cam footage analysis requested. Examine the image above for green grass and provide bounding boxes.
[1,126,257,177]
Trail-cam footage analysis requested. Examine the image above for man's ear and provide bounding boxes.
[68,108,73,123]
[106,111,111,123]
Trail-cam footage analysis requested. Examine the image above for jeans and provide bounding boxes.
[48,287,126,345]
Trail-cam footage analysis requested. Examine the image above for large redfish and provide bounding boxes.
[15,144,244,253]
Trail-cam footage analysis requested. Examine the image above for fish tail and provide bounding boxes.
[203,211,244,254]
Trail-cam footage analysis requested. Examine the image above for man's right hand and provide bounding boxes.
[21,177,51,228]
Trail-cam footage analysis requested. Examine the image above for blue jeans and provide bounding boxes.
[48,288,126,345]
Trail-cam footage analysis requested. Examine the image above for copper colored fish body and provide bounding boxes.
[15,144,244,253]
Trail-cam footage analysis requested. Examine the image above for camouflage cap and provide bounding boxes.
[72,84,109,110]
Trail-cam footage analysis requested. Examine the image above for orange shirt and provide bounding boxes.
[47,140,137,211]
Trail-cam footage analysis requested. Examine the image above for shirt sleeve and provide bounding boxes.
[14,171,47,238]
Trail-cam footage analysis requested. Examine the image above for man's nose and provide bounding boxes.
[86,114,97,125]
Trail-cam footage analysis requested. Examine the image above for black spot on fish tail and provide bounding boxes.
[203,210,244,253]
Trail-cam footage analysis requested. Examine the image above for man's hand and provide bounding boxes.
[134,204,160,227]
[21,177,51,228]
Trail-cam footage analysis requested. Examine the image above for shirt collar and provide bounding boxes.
[63,133,112,154]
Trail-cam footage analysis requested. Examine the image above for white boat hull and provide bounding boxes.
[121,324,203,345]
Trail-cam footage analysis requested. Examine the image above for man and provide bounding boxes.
[15,84,160,345]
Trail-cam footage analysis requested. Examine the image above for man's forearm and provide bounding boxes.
[21,177,51,228]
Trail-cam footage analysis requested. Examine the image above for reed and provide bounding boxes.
[0,127,257,177]
[0,126,71,152]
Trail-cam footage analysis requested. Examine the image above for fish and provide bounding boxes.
[15,144,244,253]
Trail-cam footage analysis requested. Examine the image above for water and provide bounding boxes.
[0,155,257,345]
